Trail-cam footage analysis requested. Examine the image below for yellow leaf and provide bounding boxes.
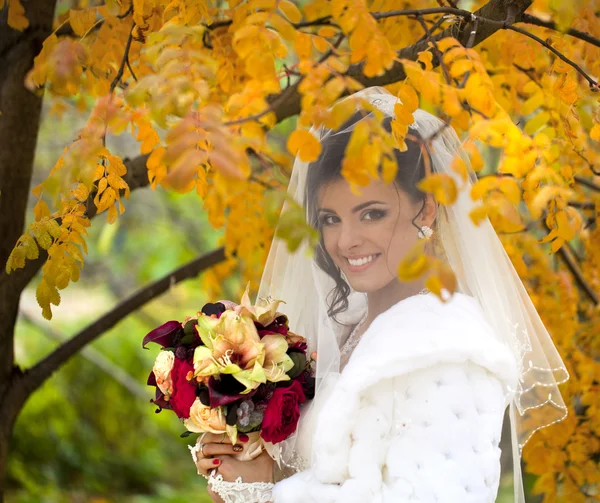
[436,37,462,53]
[397,84,419,112]
[36,278,61,320]
[22,235,39,260]
[69,8,97,37]
[417,51,433,71]
[524,111,551,136]
[417,174,458,205]
[6,246,26,272]
[294,31,312,60]
[33,199,51,221]
[107,204,119,224]
[450,59,473,79]
[8,0,29,30]
[522,91,545,116]
[32,222,53,250]
[318,26,338,38]
[31,184,43,198]
[590,123,600,142]
[279,0,302,23]
[451,156,468,183]
[381,156,397,185]
[398,240,430,281]
[269,13,296,42]
[287,129,322,162]
[464,141,484,172]
[72,183,89,202]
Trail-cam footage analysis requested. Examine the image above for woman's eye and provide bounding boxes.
[363,209,386,221]
[321,215,339,226]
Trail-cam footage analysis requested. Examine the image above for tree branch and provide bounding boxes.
[1,153,150,295]
[109,24,135,93]
[519,13,600,50]
[575,175,600,192]
[7,0,534,296]
[506,24,599,91]
[557,243,599,305]
[20,247,226,396]
[272,0,534,121]
[19,310,148,399]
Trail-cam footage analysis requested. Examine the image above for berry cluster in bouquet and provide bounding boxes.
[143,286,315,462]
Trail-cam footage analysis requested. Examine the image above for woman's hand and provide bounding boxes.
[193,432,274,503]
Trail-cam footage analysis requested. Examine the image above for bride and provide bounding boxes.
[191,87,569,503]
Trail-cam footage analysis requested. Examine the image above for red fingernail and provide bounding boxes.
[213,459,220,465]
[238,434,249,443]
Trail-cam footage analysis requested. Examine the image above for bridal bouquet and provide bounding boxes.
[143,286,315,460]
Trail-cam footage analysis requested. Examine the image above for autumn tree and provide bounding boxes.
[1,0,600,501]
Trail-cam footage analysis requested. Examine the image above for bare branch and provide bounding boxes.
[558,243,599,305]
[575,176,600,193]
[519,13,600,50]
[273,0,534,121]
[110,24,135,93]
[21,247,227,396]
[19,310,148,399]
[506,25,599,91]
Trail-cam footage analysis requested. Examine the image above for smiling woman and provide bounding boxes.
[198,87,569,503]
[305,113,440,321]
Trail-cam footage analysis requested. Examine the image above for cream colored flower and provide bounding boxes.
[236,283,285,327]
[184,398,227,434]
[153,350,175,397]
[262,334,294,382]
[194,310,267,391]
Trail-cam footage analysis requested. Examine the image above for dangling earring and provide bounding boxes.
[417,225,433,240]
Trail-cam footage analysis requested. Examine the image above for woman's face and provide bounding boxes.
[317,178,428,294]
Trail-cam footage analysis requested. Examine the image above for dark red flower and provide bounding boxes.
[169,359,197,419]
[288,341,307,353]
[260,379,306,444]
[207,375,258,408]
[143,321,182,349]
[147,372,172,413]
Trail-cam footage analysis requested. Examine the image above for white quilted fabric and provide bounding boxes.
[270,293,518,503]
[382,362,506,502]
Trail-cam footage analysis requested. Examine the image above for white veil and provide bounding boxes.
[258,86,569,502]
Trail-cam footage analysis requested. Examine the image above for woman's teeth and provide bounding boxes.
[347,255,377,267]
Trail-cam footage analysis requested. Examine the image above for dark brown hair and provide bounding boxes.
[304,110,431,321]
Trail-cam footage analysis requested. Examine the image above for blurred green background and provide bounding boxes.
[7,98,224,502]
[7,99,521,503]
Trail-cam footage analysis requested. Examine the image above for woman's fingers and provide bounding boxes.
[195,457,222,477]
[201,441,244,457]
[200,432,228,444]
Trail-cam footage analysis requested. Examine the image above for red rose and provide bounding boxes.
[169,359,196,419]
[260,379,306,444]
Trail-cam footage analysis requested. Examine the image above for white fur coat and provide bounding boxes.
[272,292,519,503]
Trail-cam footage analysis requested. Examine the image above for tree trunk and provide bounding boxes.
[0,0,58,498]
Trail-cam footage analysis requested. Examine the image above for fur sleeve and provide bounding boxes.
[272,360,508,503]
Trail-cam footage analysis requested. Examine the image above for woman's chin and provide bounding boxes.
[346,277,385,294]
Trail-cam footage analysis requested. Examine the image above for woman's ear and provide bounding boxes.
[420,194,438,228]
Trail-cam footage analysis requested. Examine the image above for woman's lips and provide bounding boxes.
[344,254,381,273]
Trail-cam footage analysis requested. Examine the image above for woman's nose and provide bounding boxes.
[337,223,362,252]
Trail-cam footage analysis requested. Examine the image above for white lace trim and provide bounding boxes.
[207,471,274,503]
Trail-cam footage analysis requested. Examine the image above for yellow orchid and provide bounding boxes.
[262,334,294,382]
[236,283,285,327]
[193,310,266,392]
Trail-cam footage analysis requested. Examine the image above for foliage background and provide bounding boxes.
[2,0,600,501]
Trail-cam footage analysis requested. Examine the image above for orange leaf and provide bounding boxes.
[8,0,29,30]
[287,129,322,162]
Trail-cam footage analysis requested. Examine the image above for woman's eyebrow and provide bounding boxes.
[351,200,386,213]
[317,200,386,214]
